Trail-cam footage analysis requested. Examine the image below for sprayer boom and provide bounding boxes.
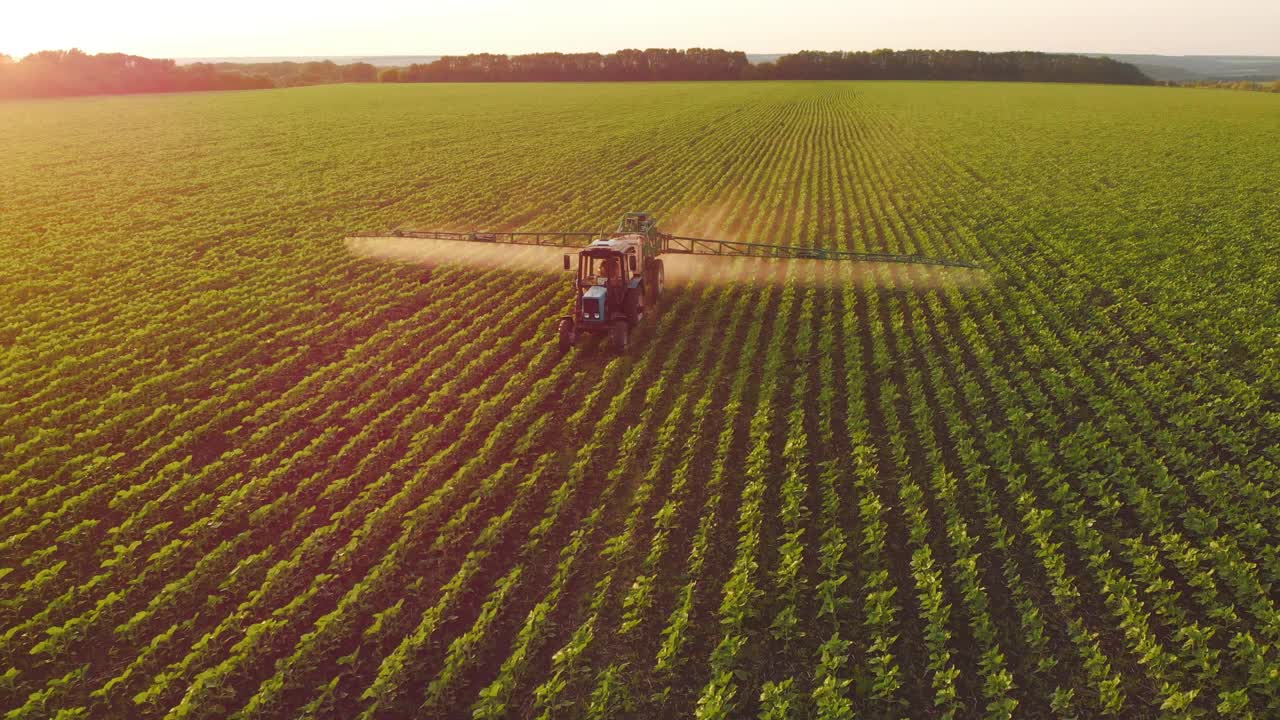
[348,211,980,354]
[658,235,979,269]
[350,212,979,270]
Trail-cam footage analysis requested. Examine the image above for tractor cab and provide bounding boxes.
[558,237,661,353]
[575,249,633,289]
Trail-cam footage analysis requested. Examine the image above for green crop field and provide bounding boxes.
[1,81,1278,719]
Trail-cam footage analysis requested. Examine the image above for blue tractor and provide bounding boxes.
[557,212,666,353]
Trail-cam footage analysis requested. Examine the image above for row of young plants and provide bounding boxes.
[506,92,850,717]
[461,94,827,719]
[5,81,819,712]
[692,273,798,719]
[360,278,721,719]
[526,98,832,715]
[1,262,492,636]
[6,81,1279,718]
[925,170,1280,717]
[523,281,748,720]
[276,99,814,707]
[276,85,844,717]
[3,270,555,694]
[644,285,771,704]
[155,320,581,719]
[844,94,1274,712]
[6,280,565,717]
[829,101,1141,717]
[0,82,799,716]
[1,264,463,686]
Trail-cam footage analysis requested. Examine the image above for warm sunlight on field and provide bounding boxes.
[3,80,1278,718]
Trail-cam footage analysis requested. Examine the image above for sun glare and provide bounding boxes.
[2,0,1277,60]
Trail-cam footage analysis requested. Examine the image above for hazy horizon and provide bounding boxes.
[5,0,1278,60]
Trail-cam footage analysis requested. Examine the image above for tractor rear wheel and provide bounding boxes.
[623,289,643,327]
[609,319,629,353]
[557,319,575,353]
[645,259,665,307]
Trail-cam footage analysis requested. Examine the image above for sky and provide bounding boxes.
[3,0,1278,60]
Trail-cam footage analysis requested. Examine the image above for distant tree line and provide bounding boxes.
[381,48,1149,85]
[0,50,272,99]
[745,50,1152,84]
[0,47,1156,100]
[393,48,750,82]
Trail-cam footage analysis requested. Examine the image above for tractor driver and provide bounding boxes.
[601,256,622,286]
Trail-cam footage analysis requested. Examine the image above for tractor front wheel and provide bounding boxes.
[609,319,629,353]
[557,319,575,353]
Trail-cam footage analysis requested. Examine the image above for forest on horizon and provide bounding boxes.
[0,47,1155,99]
